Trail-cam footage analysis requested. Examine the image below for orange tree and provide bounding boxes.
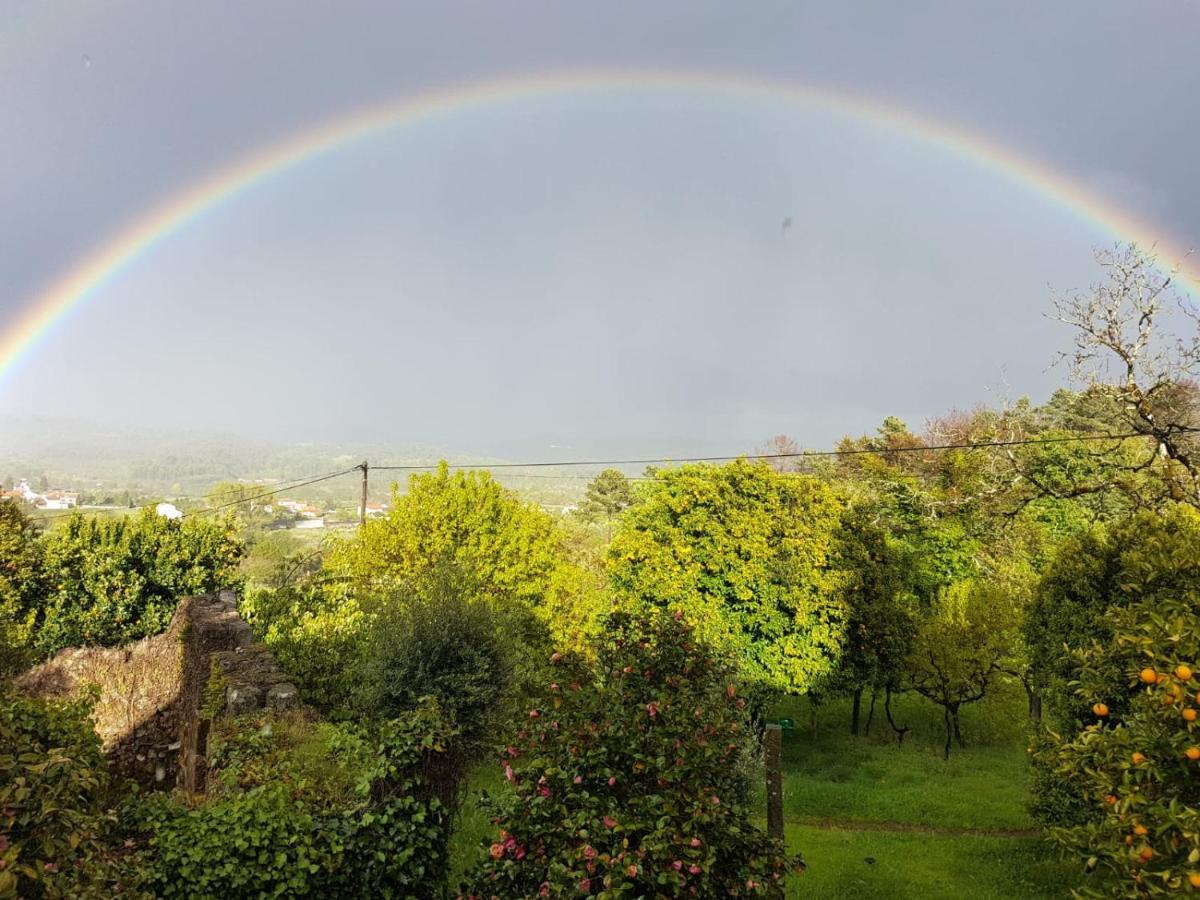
[460,609,802,898]
[1039,592,1200,897]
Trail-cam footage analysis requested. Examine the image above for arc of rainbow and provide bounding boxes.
[2,67,1195,386]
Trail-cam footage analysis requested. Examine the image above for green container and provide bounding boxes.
[776,717,795,737]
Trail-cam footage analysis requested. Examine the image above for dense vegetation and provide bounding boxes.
[2,246,1200,897]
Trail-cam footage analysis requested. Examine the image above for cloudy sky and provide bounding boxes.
[1,1,1197,457]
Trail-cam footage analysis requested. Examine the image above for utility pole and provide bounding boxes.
[359,461,369,526]
[765,723,784,841]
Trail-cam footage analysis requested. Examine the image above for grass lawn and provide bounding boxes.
[450,683,1082,897]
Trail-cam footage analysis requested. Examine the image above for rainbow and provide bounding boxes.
[2,67,1196,385]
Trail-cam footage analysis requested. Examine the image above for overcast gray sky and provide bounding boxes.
[1,1,1197,457]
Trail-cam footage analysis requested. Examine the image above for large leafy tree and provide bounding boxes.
[607,460,847,696]
[329,463,563,607]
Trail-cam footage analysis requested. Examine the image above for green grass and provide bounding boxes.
[784,825,1075,899]
[449,686,1083,897]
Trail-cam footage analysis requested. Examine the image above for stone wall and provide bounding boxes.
[16,591,299,792]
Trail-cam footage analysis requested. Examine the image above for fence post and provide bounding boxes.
[765,723,784,841]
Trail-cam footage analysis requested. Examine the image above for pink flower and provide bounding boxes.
[550,683,560,691]
[746,879,759,889]
[538,785,551,798]
[608,776,617,786]
[506,746,520,758]
[726,684,736,699]
[603,815,618,829]
[550,652,563,664]
[573,775,583,784]
[578,878,591,892]
[672,859,683,870]
[515,844,527,860]
[673,609,683,620]
[489,843,505,859]
[688,864,702,875]
[539,882,551,897]
[710,795,720,805]
[627,864,639,877]
[503,763,515,782]
[43,862,58,873]
[529,709,540,718]
[690,837,702,847]
[646,702,659,718]
[583,845,597,860]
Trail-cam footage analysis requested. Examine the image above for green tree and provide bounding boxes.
[1026,505,1200,730]
[578,468,635,538]
[33,508,244,654]
[608,460,847,697]
[825,507,919,737]
[906,581,1019,759]
[329,463,563,608]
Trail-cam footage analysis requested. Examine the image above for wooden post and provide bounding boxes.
[765,723,784,841]
[359,461,369,526]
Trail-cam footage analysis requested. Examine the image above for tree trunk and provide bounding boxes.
[942,705,952,760]
[850,689,863,736]
[864,689,878,737]
[884,688,909,745]
[951,707,965,749]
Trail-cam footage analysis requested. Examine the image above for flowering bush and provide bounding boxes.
[1039,593,1200,897]
[461,609,802,898]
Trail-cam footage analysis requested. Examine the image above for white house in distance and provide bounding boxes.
[156,502,184,520]
[6,479,80,510]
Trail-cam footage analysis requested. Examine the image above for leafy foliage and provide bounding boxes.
[0,691,136,897]
[131,702,456,899]
[1027,505,1200,729]
[329,463,563,607]
[1039,594,1200,897]
[608,460,848,696]
[462,609,802,898]
[0,502,42,677]
[906,581,1018,758]
[32,509,243,655]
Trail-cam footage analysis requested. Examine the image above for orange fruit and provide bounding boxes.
[1189,872,1200,888]
[1185,708,1198,722]
[1093,703,1110,717]
[1134,825,1148,836]
[1177,665,1194,682]
[1125,835,1134,845]
[1132,751,1147,765]
[1141,668,1159,684]
[1104,794,1118,805]
[1139,846,1154,863]
[1186,747,1200,761]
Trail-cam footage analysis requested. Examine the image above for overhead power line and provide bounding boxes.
[183,467,361,518]
[369,429,1191,473]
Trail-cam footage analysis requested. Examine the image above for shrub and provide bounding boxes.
[131,701,455,898]
[1039,594,1200,897]
[34,509,244,655]
[0,691,136,897]
[461,609,803,898]
[357,580,513,760]
[0,502,44,677]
